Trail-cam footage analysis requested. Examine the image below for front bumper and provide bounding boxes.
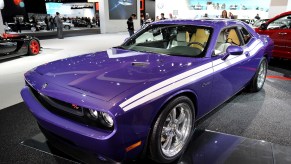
[21,86,127,162]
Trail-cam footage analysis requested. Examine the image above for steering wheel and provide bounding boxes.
[226,38,239,46]
[187,42,205,48]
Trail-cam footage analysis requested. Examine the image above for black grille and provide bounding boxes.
[27,84,113,131]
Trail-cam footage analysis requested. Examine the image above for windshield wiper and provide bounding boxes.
[113,46,126,50]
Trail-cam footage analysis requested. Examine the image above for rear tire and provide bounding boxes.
[28,39,40,55]
[247,57,268,92]
[31,27,36,32]
[149,96,195,163]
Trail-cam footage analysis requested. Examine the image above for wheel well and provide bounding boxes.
[153,91,198,130]
[142,91,198,159]
[264,53,270,63]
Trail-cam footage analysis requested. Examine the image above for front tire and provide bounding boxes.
[64,25,70,30]
[149,96,195,163]
[247,57,268,92]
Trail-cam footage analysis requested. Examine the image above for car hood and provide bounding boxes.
[34,48,203,101]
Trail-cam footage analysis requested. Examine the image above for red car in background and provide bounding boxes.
[255,11,291,59]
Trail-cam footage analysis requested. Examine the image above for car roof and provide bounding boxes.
[151,19,244,29]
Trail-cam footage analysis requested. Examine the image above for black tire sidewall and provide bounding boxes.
[149,96,195,163]
[249,57,268,92]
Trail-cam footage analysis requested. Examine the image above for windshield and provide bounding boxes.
[121,24,212,57]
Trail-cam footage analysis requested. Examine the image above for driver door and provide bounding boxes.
[209,27,254,110]
[256,15,291,58]
[0,38,18,54]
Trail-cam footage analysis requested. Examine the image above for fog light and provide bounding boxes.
[89,109,99,119]
[101,112,114,127]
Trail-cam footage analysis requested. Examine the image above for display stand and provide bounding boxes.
[21,129,291,164]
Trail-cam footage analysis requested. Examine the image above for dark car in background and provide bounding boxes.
[0,33,40,60]
[72,19,92,28]
[255,11,291,59]
[8,22,42,32]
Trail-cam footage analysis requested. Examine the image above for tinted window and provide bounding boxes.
[239,27,252,44]
[122,24,212,57]
[268,15,291,29]
[214,27,240,55]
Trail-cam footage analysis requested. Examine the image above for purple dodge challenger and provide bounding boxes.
[21,19,273,163]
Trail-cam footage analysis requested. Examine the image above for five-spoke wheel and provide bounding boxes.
[149,96,195,163]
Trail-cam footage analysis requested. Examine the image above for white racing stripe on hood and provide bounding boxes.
[119,62,213,108]
[107,48,147,58]
[120,40,264,112]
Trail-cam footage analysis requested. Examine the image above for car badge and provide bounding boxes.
[72,104,80,110]
[42,83,48,89]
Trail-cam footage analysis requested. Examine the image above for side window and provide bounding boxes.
[239,27,252,44]
[268,15,291,29]
[214,27,240,55]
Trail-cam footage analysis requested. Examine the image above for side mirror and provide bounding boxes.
[226,45,243,55]
[260,23,267,30]
[222,45,244,60]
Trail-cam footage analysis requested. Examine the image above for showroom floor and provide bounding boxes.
[0,33,291,163]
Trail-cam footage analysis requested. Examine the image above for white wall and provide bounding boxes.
[0,10,4,34]
[155,0,272,19]
[46,3,95,18]
[99,0,140,34]
[61,3,95,18]
[0,0,4,33]
[287,0,291,10]
[268,0,288,18]
[155,0,190,19]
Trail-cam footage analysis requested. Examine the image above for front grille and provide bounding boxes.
[39,93,84,116]
[27,84,112,131]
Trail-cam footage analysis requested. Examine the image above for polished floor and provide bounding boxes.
[0,33,291,163]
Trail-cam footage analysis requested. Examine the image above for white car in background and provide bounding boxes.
[63,21,74,30]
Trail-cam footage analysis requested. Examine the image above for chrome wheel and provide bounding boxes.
[161,103,192,157]
[257,60,267,89]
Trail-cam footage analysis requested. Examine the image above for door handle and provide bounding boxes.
[278,32,287,35]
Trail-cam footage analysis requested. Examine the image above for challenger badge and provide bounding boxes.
[72,104,80,110]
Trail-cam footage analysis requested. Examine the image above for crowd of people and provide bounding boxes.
[127,11,261,36]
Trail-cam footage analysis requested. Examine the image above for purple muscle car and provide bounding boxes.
[21,19,273,163]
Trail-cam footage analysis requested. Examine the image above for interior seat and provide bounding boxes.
[215,30,231,55]
[170,31,189,47]
[227,29,240,45]
[189,28,209,50]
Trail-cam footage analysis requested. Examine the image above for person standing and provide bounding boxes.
[229,12,234,19]
[16,18,21,33]
[55,12,64,39]
[49,16,55,31]
[255,14,260,20]
[160,13,166,20]
[221,10,228,18]
[44,16,50,30]
[155,16,160,21]
[127,14,136,37]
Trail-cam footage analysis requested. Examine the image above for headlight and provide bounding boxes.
[85,109,114,129]
[88,109,98,119]
[101,112,114,128]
